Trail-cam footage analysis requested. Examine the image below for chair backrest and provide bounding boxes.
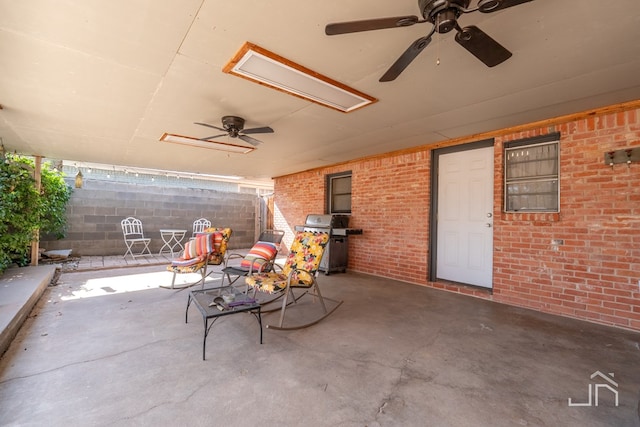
[258,230,285,245]
[240,241,280,272]
[282,231,329,285]
[192,218,211,237]
[121,217,145,239]
[201,227,233,265]
[182,232,217,260]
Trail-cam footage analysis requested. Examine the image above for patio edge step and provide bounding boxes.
[0,265,57,358]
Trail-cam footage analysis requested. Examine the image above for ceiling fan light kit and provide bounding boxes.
[223,41,377,113]
[326,0,534,81]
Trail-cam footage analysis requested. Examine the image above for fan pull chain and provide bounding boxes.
[436,14,441,65]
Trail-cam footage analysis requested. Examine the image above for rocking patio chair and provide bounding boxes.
[202,227,233,267]
[221,229,285,288]
[161,228,232,290]
[245,231,342,330]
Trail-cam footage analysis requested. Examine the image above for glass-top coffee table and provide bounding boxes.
[186,286,262,360]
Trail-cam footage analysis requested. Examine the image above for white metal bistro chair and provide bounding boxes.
[121,217,152,259]
[190,218,211,240]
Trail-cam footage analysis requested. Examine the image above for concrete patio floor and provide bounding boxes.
[1,260,640,426]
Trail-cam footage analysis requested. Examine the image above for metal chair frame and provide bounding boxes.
[245,231,342,330]
[121,217,152,259]
[221,230,285,288]
[161,228,233,290]
[191,218,211,240]
[161,233,217,290]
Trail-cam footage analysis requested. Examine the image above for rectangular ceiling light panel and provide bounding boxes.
[223,42,377,113]
[160,133,255,154]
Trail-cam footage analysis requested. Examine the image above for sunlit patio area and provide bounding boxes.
[1,261,639,426]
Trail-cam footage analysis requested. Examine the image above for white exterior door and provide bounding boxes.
[436,146,494,288]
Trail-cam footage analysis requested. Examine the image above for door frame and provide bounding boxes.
[429,139,495,283]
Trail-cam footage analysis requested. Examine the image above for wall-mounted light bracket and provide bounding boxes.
[604,146,640,167]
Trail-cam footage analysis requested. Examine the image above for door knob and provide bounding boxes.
[486,213,493,218]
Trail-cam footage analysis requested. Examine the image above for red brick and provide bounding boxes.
[275,105,640,332]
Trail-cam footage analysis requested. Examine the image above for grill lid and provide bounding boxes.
[304,214,333,228]
[303,214,350,228]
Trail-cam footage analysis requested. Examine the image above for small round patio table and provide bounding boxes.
[159,229,187,256]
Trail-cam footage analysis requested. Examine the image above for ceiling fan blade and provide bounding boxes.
[478,0,534,13]
[241,126,274,135]
[239,135,262,146]
[200,134,227,141]
[326,16,420,35]
[194,122,226,132]
[379,35,432,82]
[454,26,512,67]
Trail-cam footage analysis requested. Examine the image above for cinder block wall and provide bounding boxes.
[40,179,259,256]
[274,103,640,332]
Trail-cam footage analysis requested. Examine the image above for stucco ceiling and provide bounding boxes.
[1,0,640,184]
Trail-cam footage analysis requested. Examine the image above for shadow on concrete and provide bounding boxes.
[1,262,640,426]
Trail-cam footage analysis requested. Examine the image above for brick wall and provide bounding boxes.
[40,179,259,256]
[493,110,640,330]
[273,103,640,331]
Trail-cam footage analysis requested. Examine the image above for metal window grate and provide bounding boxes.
[505,139,560,212]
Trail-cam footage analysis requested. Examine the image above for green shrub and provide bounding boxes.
[0,154,71,273]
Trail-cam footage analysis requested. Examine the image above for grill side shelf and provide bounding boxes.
[331,228,363,236]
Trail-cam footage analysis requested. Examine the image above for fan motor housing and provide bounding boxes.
[221,115,245,136]
[419,0,470,33]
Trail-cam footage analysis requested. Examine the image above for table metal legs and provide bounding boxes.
[186,294,263,361]
[159,230,186,256]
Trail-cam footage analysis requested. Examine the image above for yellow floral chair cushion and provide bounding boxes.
[245,231,329,294]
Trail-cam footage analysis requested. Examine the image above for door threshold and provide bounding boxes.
[434,279,494,295]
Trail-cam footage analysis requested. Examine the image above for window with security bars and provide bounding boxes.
[326,171,352,214]
[504,134,560,212]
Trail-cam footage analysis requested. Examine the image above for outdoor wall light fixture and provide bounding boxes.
[160,133,255,154]
[222,42,377,113]
[74,170,83,188]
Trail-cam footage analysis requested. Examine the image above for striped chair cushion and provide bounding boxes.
[167,255,207,273]
[169,255,207,268]
[182,232,220,260]
[240,241,278,272]
[203,227,233,265]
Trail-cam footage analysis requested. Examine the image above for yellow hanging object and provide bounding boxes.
[75,170,83,188]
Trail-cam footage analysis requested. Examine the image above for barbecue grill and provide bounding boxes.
[294,214,362,274]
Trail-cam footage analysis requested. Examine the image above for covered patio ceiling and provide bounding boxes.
[1,0,640,184]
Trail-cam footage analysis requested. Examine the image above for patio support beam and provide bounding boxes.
[30,155,41,266]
